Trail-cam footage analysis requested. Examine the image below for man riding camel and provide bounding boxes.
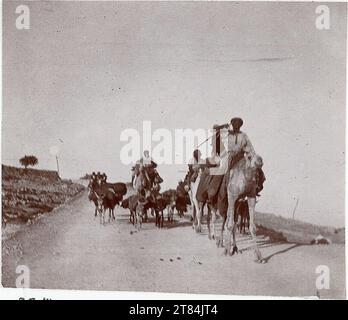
[132,150,163,189]
[213,117,265,196]
[187,149,203,183]
[138,150,157,168]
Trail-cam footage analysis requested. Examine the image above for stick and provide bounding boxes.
[292,198,299,219]
[196,134,214,148]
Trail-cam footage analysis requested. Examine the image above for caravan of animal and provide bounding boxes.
[87,117,266,262]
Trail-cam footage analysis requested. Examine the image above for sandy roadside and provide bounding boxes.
[2,190,345,298]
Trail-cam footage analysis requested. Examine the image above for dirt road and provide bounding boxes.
[2,190,345,298]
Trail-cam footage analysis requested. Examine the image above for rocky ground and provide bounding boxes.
[2,165,85,224]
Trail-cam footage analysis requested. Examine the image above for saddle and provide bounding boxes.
[255,168,266,195]
[196,163,224,203]
[142,167,163,187]
[228,155,266,198]
[196,151,265,203]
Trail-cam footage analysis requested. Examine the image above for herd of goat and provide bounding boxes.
[88,178,250,233]
[120,188,188,229]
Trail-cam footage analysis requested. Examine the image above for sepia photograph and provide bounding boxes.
[1,0,346,299]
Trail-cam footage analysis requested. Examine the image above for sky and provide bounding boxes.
[2,1,346,227]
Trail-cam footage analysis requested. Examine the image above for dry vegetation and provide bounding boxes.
[2,165,85,224]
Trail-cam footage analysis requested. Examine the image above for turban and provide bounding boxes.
[230,117,243,128]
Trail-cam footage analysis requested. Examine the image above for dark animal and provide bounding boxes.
[175,182,190,217]
[121,197,129,209]
[162,189,176,222]
[141,192,163,228]
[88,190,99,217]
[122,194,149,229]
[102,189,119,221]
[103,182,127,197]
[234,198,250,234]
[122,195,138,226]
[154,195,167,228]
[88,179,127,223]
[88,179,102,217]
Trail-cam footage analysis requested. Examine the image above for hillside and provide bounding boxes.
[255,212,345,244]
[2,165,85,224]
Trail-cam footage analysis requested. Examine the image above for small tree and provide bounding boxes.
[19,155,38,169]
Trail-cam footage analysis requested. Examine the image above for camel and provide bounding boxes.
[206,186,228,248]
[134,165,162,196]
[134,165,150,195]
[184,146,229,235]
[224,154,264,263]
[133,166,151,221]
[133,166,165,228]
[204,153,229,247]
[185,169,205,232]
[203,131,231,242]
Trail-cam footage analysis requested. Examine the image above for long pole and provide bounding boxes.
[56,155,60,177]
[196,134,214,148]
[292,197,299,219]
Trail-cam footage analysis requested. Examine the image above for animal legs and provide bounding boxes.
[155,210,159,228]
[210,207,217,241]
[100,209,105,225]
[131,210,136,226]
[137,210,142,230]
[217,214,226,248]
[189,190,197,230]
[207,205,216,240]
[195,202,203,233]
[247,197,262,262]
[207,205,211,239]
[225,192,238,255]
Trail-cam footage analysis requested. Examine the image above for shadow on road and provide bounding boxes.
[164,220,193,229]
[261,243,304,263]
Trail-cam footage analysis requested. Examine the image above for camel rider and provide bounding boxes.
[138,150,157,168]
[214,117,265,196]
[135,150,163,187]
[187,149,203,183]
